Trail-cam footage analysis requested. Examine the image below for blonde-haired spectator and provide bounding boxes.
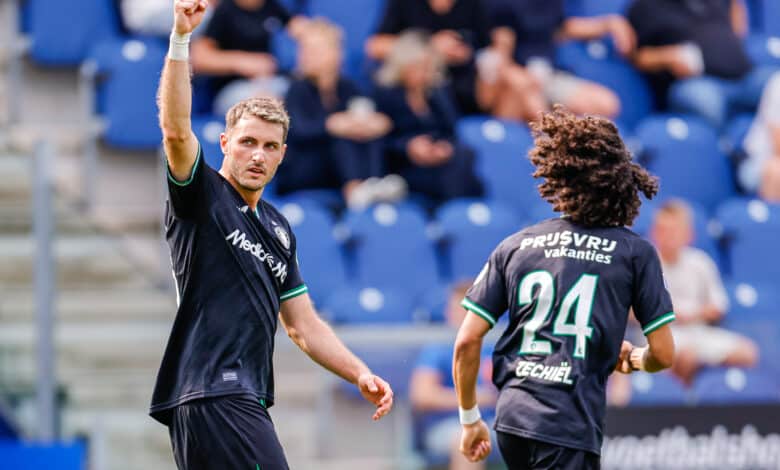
[650,199,758,385]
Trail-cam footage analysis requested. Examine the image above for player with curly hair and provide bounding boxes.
[452,106,676,469]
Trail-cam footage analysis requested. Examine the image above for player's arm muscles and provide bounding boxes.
[631,324,675,373]
[159,49,199,182]
[453,313,491,409]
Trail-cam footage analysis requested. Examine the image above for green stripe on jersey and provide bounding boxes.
[167,144,202,187]
[280,284,308,301]
[642,312,676,335]
[461,298,497,327]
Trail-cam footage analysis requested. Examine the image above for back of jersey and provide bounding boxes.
[463,217,674,454]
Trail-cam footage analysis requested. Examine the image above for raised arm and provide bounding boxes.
[159,0,206,182]
[279,294,394,421]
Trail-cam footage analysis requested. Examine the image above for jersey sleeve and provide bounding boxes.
[632,239,676,336]
[166,145,210,220]
[279,228,308,302]
[462,247,508,328]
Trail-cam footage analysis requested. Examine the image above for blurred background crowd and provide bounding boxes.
[0,0,780,469]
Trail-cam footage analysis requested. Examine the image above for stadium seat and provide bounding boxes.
[721,113,754,158]
[88,37,166,149]
[556,39,653,131]
[436,199,521,281]
[724,282,780,374]
[635,115,736,212]
[337,343,422,399]
[305,0,387,87]
[627,371,691,406]
[694,367,780,404]
[278,201,347,305]
[564,0,630,16]
[456,117,537,217]
[755,0,780,36]
[27,0,120,65]
[0,440,86,470]
[717,198,780,284]
[191,115,224,170]
[344,203,440,296]
[325,285,415,324]
[744,34,780,67]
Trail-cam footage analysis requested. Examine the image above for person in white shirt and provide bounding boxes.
[650,199,758,385]
[741,72,780,202]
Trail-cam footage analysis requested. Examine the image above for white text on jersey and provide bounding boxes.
[515,359,574,385]
[225,229,288,283]
[520,230,616,265]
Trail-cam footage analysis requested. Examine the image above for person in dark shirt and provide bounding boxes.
[374,30,483,204]
[191,0,308,114]
[483,0,633,121]
[153,3,394,469]
[628,0,778,128]
[453,106,676,468]
[276,19,400,208]
[366,0,493,115]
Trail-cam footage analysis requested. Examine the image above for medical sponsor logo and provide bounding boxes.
[225,229,288,283]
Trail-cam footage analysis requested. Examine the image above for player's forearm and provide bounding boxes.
[159,58,193,140]
[453,336,483,409]
[290,316,370,384]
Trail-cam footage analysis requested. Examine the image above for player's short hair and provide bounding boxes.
[375,29,445,88]
[529,105,659,227]
[655,199,693,226]
[225,97,290,142]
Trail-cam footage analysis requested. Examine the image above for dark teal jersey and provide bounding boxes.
[150,148,307,425]
[463,217,674,454]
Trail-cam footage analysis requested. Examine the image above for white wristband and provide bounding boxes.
[169,32,192,61]
[459,405,481,425]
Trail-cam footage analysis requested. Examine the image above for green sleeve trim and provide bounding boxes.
[167,144,202,187]
[461,298,497,327]
[280,284,308,301]
[642,312,676,335]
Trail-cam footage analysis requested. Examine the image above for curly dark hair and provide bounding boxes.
[529,106,659,227]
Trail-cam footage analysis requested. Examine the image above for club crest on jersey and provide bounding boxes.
[274,226,290,250]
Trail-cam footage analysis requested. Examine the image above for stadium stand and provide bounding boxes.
[325,285,415,325]
[0,440,87,470]
[627,371,691,406]
[693,367,780,404]
[565,0,630,17]
[717,198,780,283]
[191,115,224,170]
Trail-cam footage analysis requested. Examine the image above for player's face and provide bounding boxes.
[221,117,286,193]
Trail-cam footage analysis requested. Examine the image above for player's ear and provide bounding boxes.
[219,132,229,156]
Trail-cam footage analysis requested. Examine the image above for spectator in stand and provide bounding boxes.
[276,19,403,208]
[628,0,778,129]
[741,72,780,202]
[366,0,505,116]
[120,0,218,36]
[191,0,308,114]
[374,31,483,204]
[482,0,630,121]
[650,200,758,385]
[410,280,496,470]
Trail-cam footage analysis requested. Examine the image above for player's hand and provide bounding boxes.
[357,373,394,421]
[629,346,647,371]
[614,340,634,374]
[459,420,492,462]
[173,0,209,35]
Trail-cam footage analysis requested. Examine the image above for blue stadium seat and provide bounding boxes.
[338,343,422,399]
[278,201,347,305]
[556,39,653,131]
[627,371,691,406]
[717,198,780,284]
[721,113,754,158]
[191,115,224,170]
[306,0,386,87]
[456,117,537,217]
[724,282,780,374]
[744,34,780,67]
[755,0,780,36]
[28,0,120,65]
[564,0,630,16]
[436,199,521,281]
[89,37,166,149]
[0,440,86,470]
[325,285,414,324]
[635,115,736,212]
[344,203,439,296]
[694,368,780,404]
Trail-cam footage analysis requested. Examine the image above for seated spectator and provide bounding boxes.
[741,72,780,202]
[374,31,483,204]
[275,19,402,208]
[650,200,758,385]
[482,0,629,121]
[410,280,496,470]
[120,0,218,36]
[366,0,493,116]
[191,0,308,114]
[628,0,778,129]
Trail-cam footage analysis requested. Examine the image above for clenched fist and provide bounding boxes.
[173,0,209,35]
